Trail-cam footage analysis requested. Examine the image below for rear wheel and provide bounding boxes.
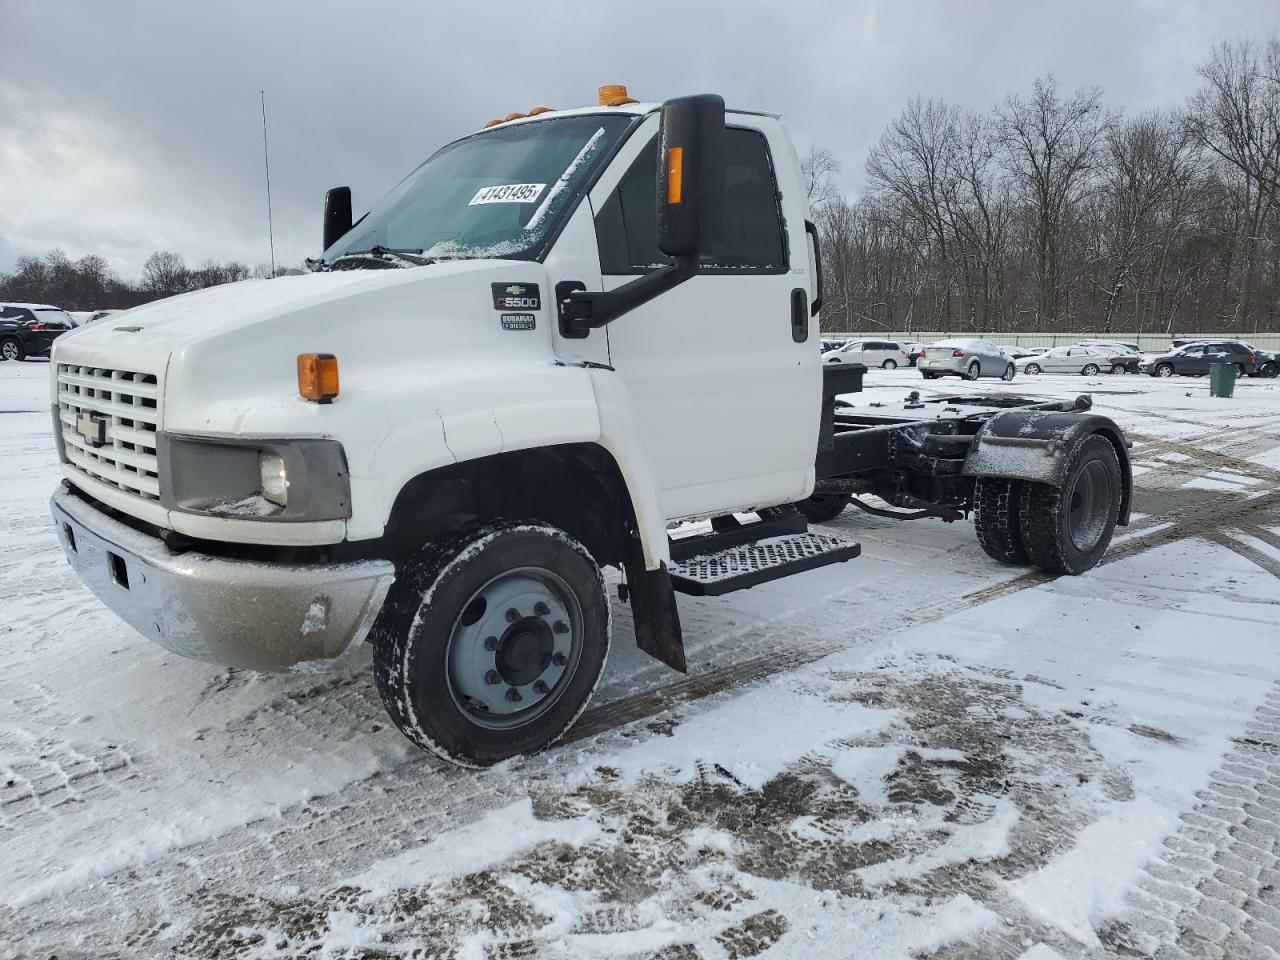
[0,338,22,362]
[1082,363,1100,376]
[1236,363,1247,377]
[965,361,980,380]
[794,491,852,524]
[371,520,610,767]
[973,477,1029,565]
[1019,435,1122,575]
[1025,363,1042,375]
[1001,364,1015,381]
[882,358,898,369]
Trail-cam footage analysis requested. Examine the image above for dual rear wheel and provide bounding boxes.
[973,434,1123,575]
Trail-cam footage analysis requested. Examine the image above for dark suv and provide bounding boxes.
[0,303,76,361]
[1140,340,1259,378]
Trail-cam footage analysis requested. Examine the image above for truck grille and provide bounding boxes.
[56,364,161,500]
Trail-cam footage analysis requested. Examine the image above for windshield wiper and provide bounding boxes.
[343,245,435,267]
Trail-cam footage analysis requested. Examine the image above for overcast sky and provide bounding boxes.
[4,0,1279,281]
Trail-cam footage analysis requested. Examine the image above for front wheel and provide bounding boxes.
[794,491,852,524]
[1019,435,1122,575]
[371,520,610,767]
[1236,363,1248,377]
[965,362,980,381]
[1110,364,1126,375]
[1024,363,1041,375]
[1261,361,1279,379]
[882,358,898,369]
[1154,363,1174,377]
[1001,364,1015,381]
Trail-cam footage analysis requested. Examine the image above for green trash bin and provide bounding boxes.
[1210,361,1237,398]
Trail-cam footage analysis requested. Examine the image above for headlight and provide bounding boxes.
[259,452,289,506]
[158,435,350,522]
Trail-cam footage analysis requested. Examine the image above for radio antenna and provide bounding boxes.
[260,89,276,277]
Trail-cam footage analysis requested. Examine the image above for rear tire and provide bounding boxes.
[973,477,1029,565]
[371,519,610,767]
[1025,363,1041,375]
[0,338,22,362]
[794,492,852,524]
[1082,363,1100,376]
[965,361,980,380]
[1019,435,1122,575]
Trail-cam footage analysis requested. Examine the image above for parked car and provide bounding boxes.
[823,339,910,369]
[903,341,926,366]
[1074,340,1142,372]
[1079,339,1141,353]
[997,345,1046,361]
[1248,346,1279,378]
[1018,346,1116,376]
[919,339,1015,380]
[0,303,76,361]
[1139,340,1259,377]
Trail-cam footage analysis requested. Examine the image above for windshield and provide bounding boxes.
[323,114,633,264]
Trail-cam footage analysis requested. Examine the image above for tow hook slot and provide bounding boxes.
[109,551,130,590]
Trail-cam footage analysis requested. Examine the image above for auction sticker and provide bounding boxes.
[469,183,546,205]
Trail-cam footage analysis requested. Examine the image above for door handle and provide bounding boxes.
[790,288,808,344]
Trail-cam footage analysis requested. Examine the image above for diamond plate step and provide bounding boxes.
[667,533,862,597]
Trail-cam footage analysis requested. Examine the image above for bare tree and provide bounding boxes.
[997,76,1111,325]
[143,251,191,298]
[800,144,842,212]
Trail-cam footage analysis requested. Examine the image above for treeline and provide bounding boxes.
[0,250,284,311]
[808,36,1280,336]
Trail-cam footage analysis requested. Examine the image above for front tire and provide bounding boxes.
[1154,363,1173,377]
[1025,363,1042,375]
[1001,364,1015,381]
[371,520,610,767]
[1019,435,1122,575]
[794,491,852,524]
[882,358,898,369]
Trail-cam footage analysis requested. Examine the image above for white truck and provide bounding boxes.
[49,87,1132,767]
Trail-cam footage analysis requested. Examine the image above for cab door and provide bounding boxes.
[588,115,818,520]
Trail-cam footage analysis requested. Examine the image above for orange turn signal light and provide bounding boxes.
[666,146,684,204]
[297,353,339,403]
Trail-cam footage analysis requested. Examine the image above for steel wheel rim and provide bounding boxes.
[444,566,584,731]
[1,342,17,360]
[1067,459,1112,552]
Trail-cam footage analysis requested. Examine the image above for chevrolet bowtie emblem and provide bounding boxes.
[505,285,526,295]
[76,411,107,448]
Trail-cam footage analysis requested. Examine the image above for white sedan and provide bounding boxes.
[1017,346,1113,376]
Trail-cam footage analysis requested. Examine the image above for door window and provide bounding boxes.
[596,127,788,274]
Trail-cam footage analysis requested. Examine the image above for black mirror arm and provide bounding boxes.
[557,255,697,339]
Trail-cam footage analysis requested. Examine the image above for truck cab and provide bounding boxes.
[50,87,1130,767]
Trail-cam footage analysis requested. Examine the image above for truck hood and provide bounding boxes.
[56,262,510,356]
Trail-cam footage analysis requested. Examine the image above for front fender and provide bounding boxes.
[963,411,1132,525]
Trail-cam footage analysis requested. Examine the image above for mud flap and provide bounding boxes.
[625,539,687,673]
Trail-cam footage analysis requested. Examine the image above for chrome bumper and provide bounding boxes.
[51,487,395,672]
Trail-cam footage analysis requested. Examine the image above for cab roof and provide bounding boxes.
[477,101,780,132]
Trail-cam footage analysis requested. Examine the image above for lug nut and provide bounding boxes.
[553,620,569,634]
[552,652,568,666]
[506,688,522,703]
[505,607,521,623]
[484,636,499,651]
[533,680,550,695]
[533,601,550,616]
[484,670,501,685]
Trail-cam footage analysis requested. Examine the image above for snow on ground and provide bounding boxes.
[2,361,1280,959]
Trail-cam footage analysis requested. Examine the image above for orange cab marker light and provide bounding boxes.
[298,353,339,403]
[503,112,526,122]
[527,106,554,116]
[667,146,684,204]
[598,84,638,107]
[484,118,503,128]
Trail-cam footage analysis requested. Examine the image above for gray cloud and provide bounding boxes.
[3,0,1278,278]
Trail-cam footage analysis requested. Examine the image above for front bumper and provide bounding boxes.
[51,487,395,672]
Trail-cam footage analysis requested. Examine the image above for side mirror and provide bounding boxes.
[656,94,726,259]
[323,187,353,251]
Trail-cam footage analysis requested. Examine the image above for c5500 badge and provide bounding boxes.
[492,282,541,311]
